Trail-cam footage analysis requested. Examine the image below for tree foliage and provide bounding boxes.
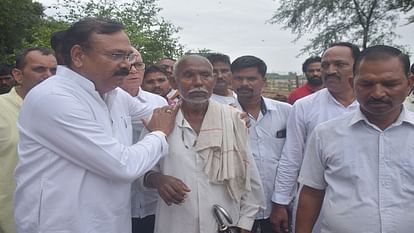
[51,0,184,63]
[269,0,412,55]
[0,0,183,65]
[387,0,414,23]
[0,0,45,63]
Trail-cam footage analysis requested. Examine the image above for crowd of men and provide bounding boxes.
[1,17,414,233]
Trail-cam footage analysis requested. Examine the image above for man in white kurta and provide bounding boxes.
[118,48,168,233]
[145,55,265,233]
[296,45,414,233]
[154,101,264,233]
[14,18,177,233]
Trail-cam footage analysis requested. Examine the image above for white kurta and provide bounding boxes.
[14,66,168,233]
[299,108,414,233]
[153,101,265,233]
[130,89,168,219]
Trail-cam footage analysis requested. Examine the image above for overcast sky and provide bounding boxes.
[39,0,414,73]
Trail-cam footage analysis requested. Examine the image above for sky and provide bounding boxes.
[39,0,414,73]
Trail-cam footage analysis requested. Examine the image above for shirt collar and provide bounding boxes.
[407,93,414,103]
[349,106,414,129]
[10,87,23,102]
[325,89,359,108]
[57,65,97,94]
[239,97,268,115]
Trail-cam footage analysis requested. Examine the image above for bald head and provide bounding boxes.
[173,55,213,79]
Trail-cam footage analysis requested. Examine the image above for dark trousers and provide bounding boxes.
[251,218,275,233]
[132,215,155,233]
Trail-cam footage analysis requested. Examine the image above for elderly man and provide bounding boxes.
[144,55,265,233]
[271,42,360,233]
[119,47,167,233]
[13,18,177,233]
[119,48,168,139]
[296,45,414,233]
[0,47,56,233]
[287,56,323,104]
[231,55,291,233]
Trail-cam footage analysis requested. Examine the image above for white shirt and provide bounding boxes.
[131,88,168,143]
[236,97,291,219]
[153,101,264,233]
[104,87,154,146]
[273,88,359,204]
[211,91,238,106]
[299,108,414,233]
[14,66,168,233]
[131,88,167,218]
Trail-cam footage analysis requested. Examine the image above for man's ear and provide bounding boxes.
[348,75,355,90]
[71,45,85,68]
[407,73,414,96]
[11,68,23,85]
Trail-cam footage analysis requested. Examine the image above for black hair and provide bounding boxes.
[15,47,54,70]
[205,53,231,66]
[302,56,321,73]
[231,55,267,77]
[328,42,361,61]
[61,17,124,66]
[144,64,169,80]
[50,30,67,51]
[0,64,12,76]
[354,45,410,76]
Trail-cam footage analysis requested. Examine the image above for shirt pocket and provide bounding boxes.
[400,161,414,194]
[121,116,132,129]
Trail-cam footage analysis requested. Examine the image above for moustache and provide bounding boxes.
[188,88,209,95]
[324,75,340,81]
[236,87,253,92]
[307,76,323,85]
[367,97,390,105]
[114,68,130,77]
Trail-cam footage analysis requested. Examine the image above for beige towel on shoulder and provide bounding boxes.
[196,100,251,201]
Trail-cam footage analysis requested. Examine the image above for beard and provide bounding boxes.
[307,76,323,85]
[0,84,12,94]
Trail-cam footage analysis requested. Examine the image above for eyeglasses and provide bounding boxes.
[131,62,146,71]
[102,52,137,63]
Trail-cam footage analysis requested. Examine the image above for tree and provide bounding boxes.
[269,0,411,55]
[387,0,414,23]
[51,0,183,63]
[0,0,45,63]
[21,18,69,49]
